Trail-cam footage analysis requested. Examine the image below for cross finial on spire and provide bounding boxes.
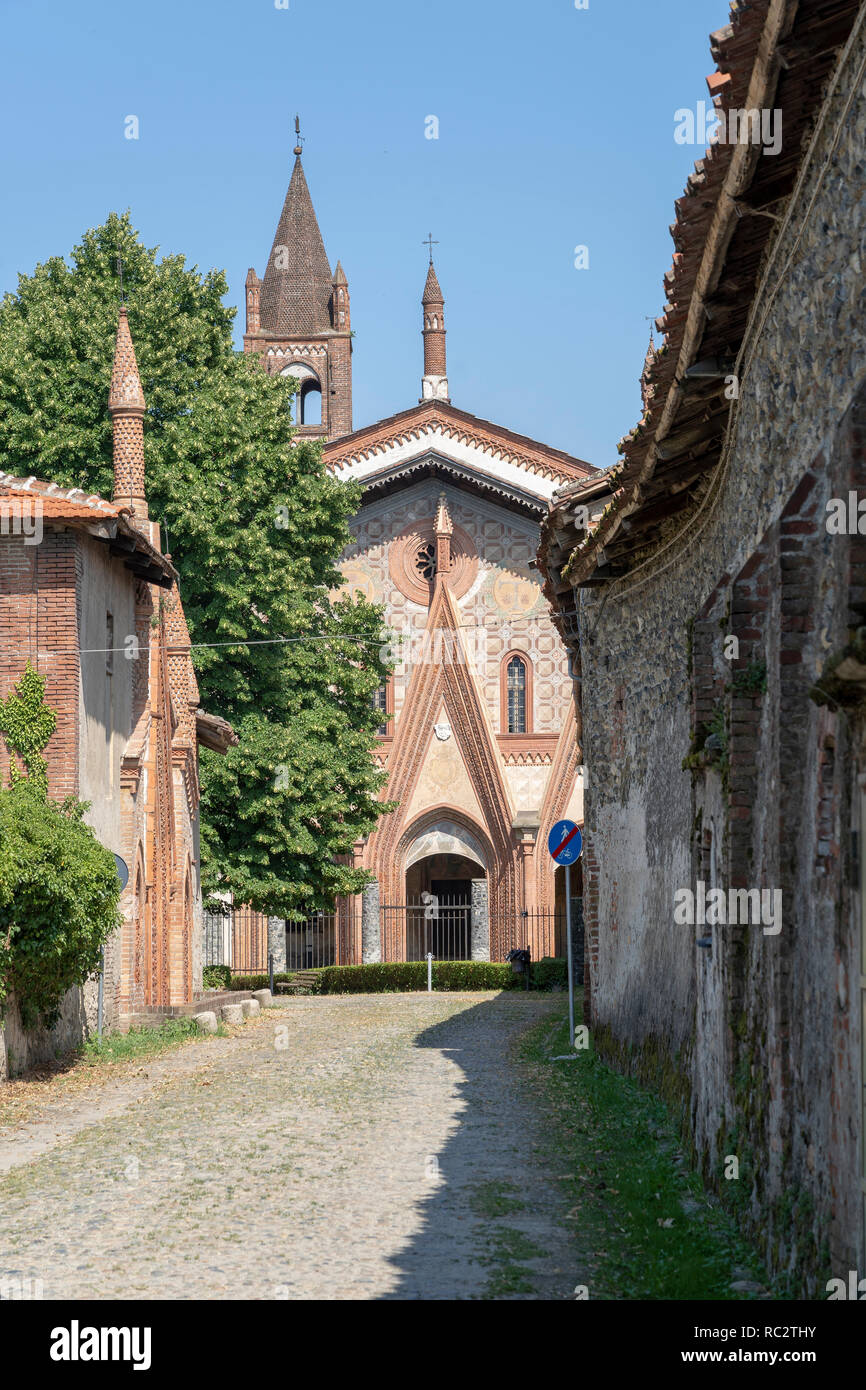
[294,114,304,157]
[423,233,439,265]
[116,253,125,305]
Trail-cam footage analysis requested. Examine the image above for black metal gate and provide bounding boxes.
[381,897,472,961]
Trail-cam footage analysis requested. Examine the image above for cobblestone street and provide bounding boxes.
[0,994,583,1300]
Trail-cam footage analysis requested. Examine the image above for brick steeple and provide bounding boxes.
[260,152,334,336]
[421,258,449,403]
[244,137,353,440]
[108,306,148,519]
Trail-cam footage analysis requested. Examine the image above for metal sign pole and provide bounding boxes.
[427,952,433,994]
[565,863,575,1049]
[97,946,105,1043]
[547,818,581,1052]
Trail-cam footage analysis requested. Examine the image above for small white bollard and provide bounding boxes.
[427,952,433,994]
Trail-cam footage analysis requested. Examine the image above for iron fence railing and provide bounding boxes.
[204,907,269,974]
[382,898,472,962]
[203,901,584,975]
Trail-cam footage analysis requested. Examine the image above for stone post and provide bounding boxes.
[267,917,286,973]
[470,878,490,961]
[362,880,381,964]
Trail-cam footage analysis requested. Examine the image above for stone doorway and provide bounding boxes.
[402,854,482,961]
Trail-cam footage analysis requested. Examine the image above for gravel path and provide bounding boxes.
[0,993,583,1300]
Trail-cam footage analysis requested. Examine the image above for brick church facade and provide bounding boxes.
[0,308,234,1074]
[245,148,593,962]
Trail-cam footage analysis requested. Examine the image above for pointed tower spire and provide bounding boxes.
[421,243,449,404]
[332,260,350,331]
[108,306,148,518]
[245,134,353,439]
[259,146,334,336]
[245,267,261,335]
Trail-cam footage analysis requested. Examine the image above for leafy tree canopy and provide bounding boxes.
[0,213,392,915]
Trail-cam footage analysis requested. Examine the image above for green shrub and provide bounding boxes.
[531,957,568,991]
[202,964,232,990]
[0,667,121,1028]
[228,971,296,992]
[0,781,121,1028]
[316,961,521,995]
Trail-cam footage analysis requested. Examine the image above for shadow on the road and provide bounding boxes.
[378,990,571,1301]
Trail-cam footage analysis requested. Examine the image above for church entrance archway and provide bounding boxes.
[402,854,483,961]
[396,814,490,961]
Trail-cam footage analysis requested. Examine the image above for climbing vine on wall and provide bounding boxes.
[0,660,56,792]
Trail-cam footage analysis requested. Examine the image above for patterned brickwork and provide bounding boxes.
[108,307,147,518]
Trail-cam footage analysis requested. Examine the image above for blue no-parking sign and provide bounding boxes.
[548,819,583,866]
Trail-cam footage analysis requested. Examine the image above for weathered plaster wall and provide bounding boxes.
[78,533,138,1029]
[0,979,101,1081]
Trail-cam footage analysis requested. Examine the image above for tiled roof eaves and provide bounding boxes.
[358,456,547,516]
[0,473,176,584]
[560,0,773,585]
[325,401,596,483]
[561,0,863,588]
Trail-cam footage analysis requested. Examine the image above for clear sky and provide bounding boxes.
[0,0,728,469]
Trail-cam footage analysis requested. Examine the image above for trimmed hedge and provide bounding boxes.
[316,962,521,994]
[531,957,569,991]
[222,959,569,995]
[202,964,232,990]
[227,971,297,992]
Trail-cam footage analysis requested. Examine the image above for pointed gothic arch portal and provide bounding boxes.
[398,814,489,961]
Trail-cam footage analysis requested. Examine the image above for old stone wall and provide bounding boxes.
[577,25,866,1288]
[0,979,102,1081]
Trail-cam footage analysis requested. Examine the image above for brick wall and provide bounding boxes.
[0,519,207,1074]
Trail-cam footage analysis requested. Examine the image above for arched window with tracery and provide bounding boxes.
[372,677,393,737]
[502,652,531,734]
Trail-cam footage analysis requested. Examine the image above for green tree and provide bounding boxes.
[0,669,120,1027]
[0,213,392,914]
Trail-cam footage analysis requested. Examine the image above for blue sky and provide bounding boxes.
[0,0,727,468]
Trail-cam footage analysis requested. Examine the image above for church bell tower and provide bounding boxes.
[244,124,352,440]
